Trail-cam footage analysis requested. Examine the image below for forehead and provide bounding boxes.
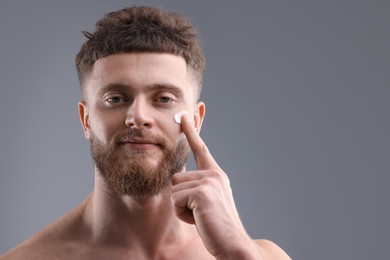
[84,53,196,99]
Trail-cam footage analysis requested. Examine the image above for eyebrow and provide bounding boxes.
[149,83,185,100]
[97,82,185,100]
[97,83,128,97]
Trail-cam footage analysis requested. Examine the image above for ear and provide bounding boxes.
[78,100,91,139]
[193,101,205,133]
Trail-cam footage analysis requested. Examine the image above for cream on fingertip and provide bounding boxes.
[174,111,189,124]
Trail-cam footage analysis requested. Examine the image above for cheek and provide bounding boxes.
[157,111,182,141]
[89,112,124,142]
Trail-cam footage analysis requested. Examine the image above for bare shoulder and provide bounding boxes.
[1,242,50,260]
[254,239,291,260]
[1,233,84,260]
[1,221,79,260]
[1,201,89,260]
[1,227,62,260]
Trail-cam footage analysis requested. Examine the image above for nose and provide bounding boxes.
[125,98,154,129]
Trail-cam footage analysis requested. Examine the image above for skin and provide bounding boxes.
[1,53,290,260]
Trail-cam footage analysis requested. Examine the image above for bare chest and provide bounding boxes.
[55,242,215,260]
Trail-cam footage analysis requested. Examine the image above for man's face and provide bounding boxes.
[79,53,204,197]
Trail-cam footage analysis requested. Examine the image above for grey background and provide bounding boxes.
[0,1,389,259]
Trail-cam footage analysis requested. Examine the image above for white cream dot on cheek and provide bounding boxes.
[174,111,189,124]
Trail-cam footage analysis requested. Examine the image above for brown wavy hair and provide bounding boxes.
[75,6,205,99]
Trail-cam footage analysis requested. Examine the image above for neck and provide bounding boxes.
[82,170,194,252]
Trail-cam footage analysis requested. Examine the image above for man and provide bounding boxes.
[1,6,290,259]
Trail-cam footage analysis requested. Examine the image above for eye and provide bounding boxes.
[106,96,127,104]
[157,96,174,104]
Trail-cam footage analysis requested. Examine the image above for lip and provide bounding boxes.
[118,138,160,150]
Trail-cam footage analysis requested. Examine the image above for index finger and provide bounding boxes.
[181,114,220,170]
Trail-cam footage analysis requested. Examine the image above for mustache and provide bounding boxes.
[114,129,167,147]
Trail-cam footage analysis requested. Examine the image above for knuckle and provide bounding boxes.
[210,169,226,181]
[221,171,231,185]
[200,177,214,187]
[171,193,179,204]
[196,183,210,196]
[171,175,179,185]
[199,170,229,188]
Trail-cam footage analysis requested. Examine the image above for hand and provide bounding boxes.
[171,115,260,259]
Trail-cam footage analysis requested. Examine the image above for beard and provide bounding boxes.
[90,129,190,198]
